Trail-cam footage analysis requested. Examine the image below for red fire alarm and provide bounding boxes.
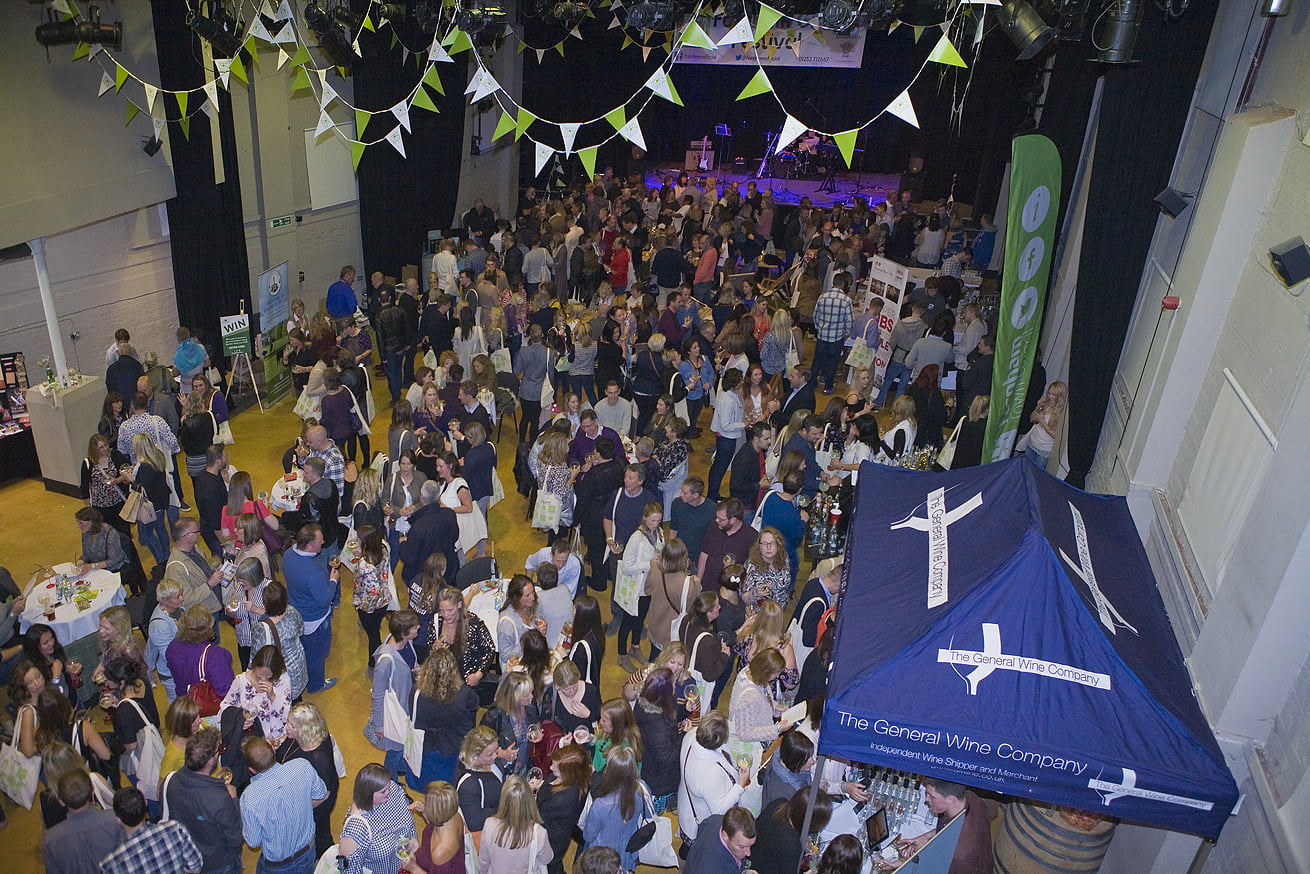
[1162,296,1181,310]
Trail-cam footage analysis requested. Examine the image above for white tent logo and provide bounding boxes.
[1088,768,1214,811]
[1057,502,1138,636]
[938,622,1112,695]
[891,486,983,608]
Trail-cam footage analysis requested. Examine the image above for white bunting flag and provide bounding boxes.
[391,100,411,132]
[201,100,216,120]
[203,80,220,111]
[51,0,71,14]
[609,14,620,29]
[385,125,406,157]
[152,115,166,140]
[277,48,290,68]
[87,44,103,60]
[98,70,114,97]
[534,141,554,176]
[642,45,652,61]
[261,1,275,18]
[464,68,500,103]
[775,115,807,154]
[276,0,295,21]
[315,108,335,137]
[315,68,328,86]
[644,67,678,103]
[885,90,919,128]
[271,23,297,44]
[352,37,362,55]
[214,59,232,87]
[717,17,754,46]
[974,10,986,45]
[429,35,452,63]
[536,49,545,63]
[570,27,583,39]
[403,48,410,66]
[247,17,272,42]
[559,122,580,154]
[144,84,159,112]
[616,117,646,151]
[320,81,339,109]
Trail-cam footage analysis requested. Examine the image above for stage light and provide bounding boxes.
[330,5,364,28]
[35,4,122,51]
[626,1,678,30]
[376,3,409,19]
[303,2,358,68]
[456,1,507,34]
[997,0,1055,60]
[553,0,590,27]
[819,0,859,31]
[187,1,246,58]
[1094,0,1143,63]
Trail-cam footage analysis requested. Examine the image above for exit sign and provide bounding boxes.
[269,215,293,228]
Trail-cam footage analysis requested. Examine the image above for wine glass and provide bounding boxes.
[528,766,544,783]
[527,724,544,744]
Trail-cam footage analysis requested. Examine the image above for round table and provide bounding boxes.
[270,470,306,512]
[20,565,127,646]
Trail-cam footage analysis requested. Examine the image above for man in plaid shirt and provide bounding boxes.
[812,272,854,395]
[99,786,202,874]
[293,425,346,515]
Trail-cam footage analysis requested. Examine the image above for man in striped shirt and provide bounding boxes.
[240,737,328,874]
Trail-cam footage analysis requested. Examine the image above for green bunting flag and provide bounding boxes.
[515,108,536,140]
[175,91,189,116]
[114,64,129,92]
[230,56,248,84]
[422,64,445,95]
[350,140,366,171]
[362,14,375,32]
[178,117,191,140]
[291,44,312,67]
[578,146,598,179]
[355,109,371,137]
[125,102,140,126]
[72,42,89,60]
[833,129,858,167]
[291,66,312,92]
[735,69,772,101]
[411,87,439,113]
[492,111,517,142]
[680,20,716,50]
[754,4,783,42]
[449,30,474,54]
[927,34,967,67]
[605,107,626,131]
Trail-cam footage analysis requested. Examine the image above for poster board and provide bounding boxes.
[258,261,292,401]
[863,255,909,393]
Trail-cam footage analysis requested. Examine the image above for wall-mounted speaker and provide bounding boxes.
[1270,236,1310,287]
[1153,187,1191,218]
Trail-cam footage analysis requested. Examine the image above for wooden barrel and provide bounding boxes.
[993,802,1116,874]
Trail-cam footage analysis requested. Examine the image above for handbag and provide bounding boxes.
[663,573,692,643]
[135,486,158,524]
[640,811,678,867]
[404,687,426,775]
[120,487,144,523]
[845,336,875,369]
[186,644,223,717]
[626,790,658,852]
[787,595,827,671]
[531,491,563,531]
[785,335,801,371]
[215,419,235,445]
[122,697,166,802]
[256,503,287,554]
[0,705,40,809]
[293,387,321,420]
[380,652,411,744]
[937,417,966,470]
[491,346,512,374]
[686,631,717,706]
[490,469,506,507]
[751,489,776,532]
[349,396,372,436]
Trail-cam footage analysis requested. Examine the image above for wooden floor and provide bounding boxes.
[2,365,836,872]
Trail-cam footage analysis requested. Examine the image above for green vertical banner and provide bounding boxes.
[984,134,1062,463]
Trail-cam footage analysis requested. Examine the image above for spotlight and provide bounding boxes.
[376,3,409,19]
[304,2,358,68]
[997,0,1056,60]
[1094,0,1143,63]
[456,1,507,34]
[626,1,678,30]
[819,0,859,31]
[187,1,246,58]
[35,4,122,51]
[552,0,590,27]
[330,6,364,29]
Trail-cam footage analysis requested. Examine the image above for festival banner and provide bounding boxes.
[674,15,866,67]
[984,134,1061,463]
[863,255,909,393]
[257,261,292,401]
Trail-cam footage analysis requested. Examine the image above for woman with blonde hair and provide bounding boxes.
[730,649,799,745]
[457,725,506,840]
[433,586,496,683]
[277,702,340,858]
[643,537,698,659]
[1024,380,1068,469]
[761,308,802,382]
[410,781,467,873]
[735,599,798,688]
[954,395,991,469]
[131,432,174,564]
[880,394,918,458]
[479,774,552,873]
[414,646,479,787]
[617,502,665,671]
[481,670,540,776]
[92,605,157,717]
[568,321,598,404]
[533,431,575,540]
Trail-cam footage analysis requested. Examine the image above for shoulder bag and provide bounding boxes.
[186,644,223,717]
[0,705,40,808]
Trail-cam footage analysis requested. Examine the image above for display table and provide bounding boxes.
[24,376,104,496]
[271,470,306,512]
[21,565,126,646]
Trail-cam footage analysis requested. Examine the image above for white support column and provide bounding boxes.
[28,237,69,380]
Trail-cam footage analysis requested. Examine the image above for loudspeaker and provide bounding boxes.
[1153,187,1190,218]
[1270,237,1310,287]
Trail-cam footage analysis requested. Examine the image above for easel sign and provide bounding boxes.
[221,307,264,412]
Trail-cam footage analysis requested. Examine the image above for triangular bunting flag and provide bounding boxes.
[536,49,545,62]
[888,20,899,33]
[604,107,626,131]
[644,67,683,106]
[277,47,290,68]
[389,32,399,53]
[69,42,87,61]
[515,107,536,140]
[578,145,598,179]
[464,67,500,103]
[913,25,925,42]
[321,81,339,108]
[270,22,298,44]
[391,100,411,132]
[246,44,260,69]
[361,14,375,32]
[621,34,634,50]
[616,117,646,151]
[411,87,439,113]
[214,58,232,87]
[736,68,772,101]
[203,80,220,111]
[429,34,453,62]
[775,115,807,154]
[680,19,716,50]
[175,91,189,116]
[559,122,580,154]
[261,0,275,17]
[642,45,652,61]
[350,140,366,171]
[230,55,248,84]
[276,0,294,20]
[291,66,312,92]
[422,65,446,95]
[833,129,858,167]
[114,63,129,92]
[534,141,554,176]
[716,16,754,46]
[87,43,102,60]
[314,67,328,86]
[975,10,986,46]
[291,44,312,67]
[884,89,920,127]
[403,47,409,65]
[570,26,583,39]
[125,101,140,126]
[492,111,517,142]
[51,0,71,14]
[355,109,373,137]
[385,125,405,157]
[152,115,166,140]
[927,33,967,66]
[754,4,782,42]
[144,84,158,112]
[788,37,803,59]
[315,108,335,137]
[247,17,273,41]
[98,70,113,97]
[609,14,620,28]
[554,41,565,56]
[201,100,215,120]
[178,117,191,140]
[516,40,528,55]
[449,29,474,54]
[352,37,361,55]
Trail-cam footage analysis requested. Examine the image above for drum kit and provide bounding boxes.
[773,130,838,180]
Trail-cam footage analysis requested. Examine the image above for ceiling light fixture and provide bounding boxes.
[187,0,246,58]
[35,4,122,51]
[997,0,1056,60]
[304,1,358,69]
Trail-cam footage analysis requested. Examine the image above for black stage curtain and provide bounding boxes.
[152,1,250,356]
[1055,0,1220,487]
[353,10,469,279]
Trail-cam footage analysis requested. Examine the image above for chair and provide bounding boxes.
[456,556,498,590]
[495,372,521,441]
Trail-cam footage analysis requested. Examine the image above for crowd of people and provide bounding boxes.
[0,174,1068,874]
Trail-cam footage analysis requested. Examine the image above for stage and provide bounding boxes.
[642,162,903,209]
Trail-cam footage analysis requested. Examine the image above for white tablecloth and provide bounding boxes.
[21,565,127,646]
[271,471,306,512]
[464,581,503,639]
